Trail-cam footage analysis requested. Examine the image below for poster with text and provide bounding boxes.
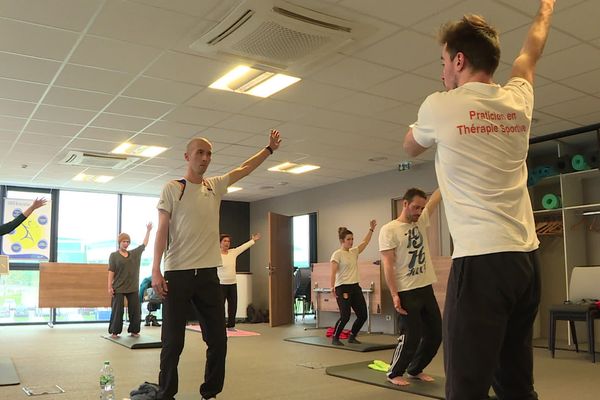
[2,198,52,262]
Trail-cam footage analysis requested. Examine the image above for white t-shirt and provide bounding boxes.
[330,246,360,287]
[378,211,437,292]
[157,175,229,271]
[218,239,255,285]
[412,77,539,258]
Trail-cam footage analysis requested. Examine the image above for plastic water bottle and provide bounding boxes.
[99,361,115,400]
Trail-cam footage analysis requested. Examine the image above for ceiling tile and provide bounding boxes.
[0,78,46,102]
[0,98,36,118]
[311,57,400,91]
[328,93,402,117]
[33,104,97,125]
[145,51,230,86]
[215,115,281,134]
[539,95,600,120]
[129,132,186,147]
[186,88,260,113]
[70,35,161,73]
[0,19,79,61]
[124,76,203,104]
[532,84,586,108]
[372,102,420,125]
[79,126,134,142]
[0,52,60,83]
[16,132,73,147]
[499,25,581,64]
[25,120,83,136]
[353,30,439,71]
[196,128,255,145]
[552,0,600,41]
[68,137,120,153]
[88,0,197,49]
[413,0,531,36]
[165,106,230,126]
[536,44,600,80]
[271,80,356,107]
[105,96,174,119]
[129,0,221,17]
[339,0,462,26]
[367,73,443,103]
[240,99,314,122]
[55,64,133,93]
[0,0,103,31]
[91,112,154,131]
[43,86,113,110]
[142,120,204,138]
[561,69,600,95]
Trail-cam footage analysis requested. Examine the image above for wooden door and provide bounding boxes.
[268,212,293,327]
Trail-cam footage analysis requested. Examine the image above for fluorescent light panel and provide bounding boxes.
[227,186,243,193]
[268,162,320,174]
[73,173,114,183]
[209,65,300,98]
[112,143,167,158]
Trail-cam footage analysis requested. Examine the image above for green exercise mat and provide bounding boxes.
[102,334,162,349]
[284,336,396,352]
[0,357,20,386]
[571,154,589,171]
[326,361,445,399]
[542,193,561,210]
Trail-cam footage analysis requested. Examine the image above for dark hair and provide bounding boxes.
[403,188,427,203]
[220,234,231,242]
[438,14,500,75]
[338,227,353,241]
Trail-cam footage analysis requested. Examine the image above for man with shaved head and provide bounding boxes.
[152,129,281,400]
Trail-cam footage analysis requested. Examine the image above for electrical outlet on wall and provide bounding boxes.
[385,315,392,321]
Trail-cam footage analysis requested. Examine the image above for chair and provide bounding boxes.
[293,267,313,319]
[548,266,600,363]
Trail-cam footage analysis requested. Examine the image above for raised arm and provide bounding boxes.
[511,0,556,84]
[151,210,170,298]
[142,222,153,247]
[233,233,261,256]
[426,189,442,217]
[23,198,47,217]
[357,220,377,253]
[1,198,48,236]
[381,249,407,315]
[227,130,282,185]
[403,128,428,157]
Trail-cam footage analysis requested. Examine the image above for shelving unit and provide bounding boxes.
[528,125,600,347]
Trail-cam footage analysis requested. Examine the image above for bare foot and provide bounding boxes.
[408,372,435,382]
[130,333,140,337]
[387,376,410,386]
[110,334,119,339]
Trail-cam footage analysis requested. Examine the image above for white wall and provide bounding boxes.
[248,162,446,332]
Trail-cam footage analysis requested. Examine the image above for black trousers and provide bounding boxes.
[333,283,368,339]
[221,283,238,328]
[444,251,541,400]
[388,284,442,378]
[158,268,227,400]
[108,291,141,335]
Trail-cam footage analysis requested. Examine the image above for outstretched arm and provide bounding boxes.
[227,130,282,185]
[511,0,556,84]
[0,198,47,236]
[142,222,153,247]
[357,220,377,253]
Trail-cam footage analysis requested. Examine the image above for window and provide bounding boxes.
[56,191,118,322]
[293,214,310,268]
[120,194,159,282]
[0,270,48,323]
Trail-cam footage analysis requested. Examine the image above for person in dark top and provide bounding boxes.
[108,222,152,338]
[0,198,47,236]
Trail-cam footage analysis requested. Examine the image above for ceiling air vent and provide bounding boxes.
[59,151,139,169]
[190,0,371,72]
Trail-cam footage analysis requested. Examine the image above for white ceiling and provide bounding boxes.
[0,0,598,201]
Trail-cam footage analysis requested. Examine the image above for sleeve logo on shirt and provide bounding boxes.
[405,227,426,277]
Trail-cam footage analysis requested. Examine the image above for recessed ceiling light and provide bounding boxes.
[73,173,114,183]
[268,162,320,174]
[227,186,242,193]
[209,65,300,98]
[111,143,167,158]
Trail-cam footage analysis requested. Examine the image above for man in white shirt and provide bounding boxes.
[379,188,441,387]
[402,1,555,399]
[152,130,281,400]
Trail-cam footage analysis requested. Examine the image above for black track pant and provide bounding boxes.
[108,291,141,335]
[333,283,368,339]
[444,251,541,400]
[388,284,442,378]
[158,268,227,400]
[221,283,238,328]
